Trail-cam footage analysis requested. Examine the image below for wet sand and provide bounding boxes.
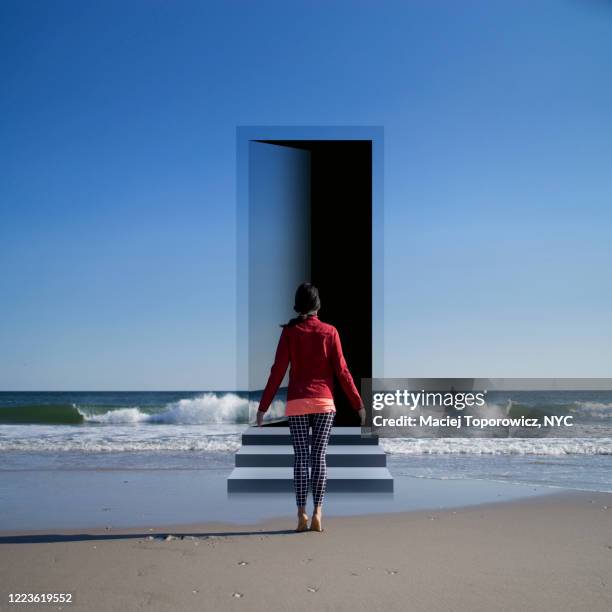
[1,491,611,611]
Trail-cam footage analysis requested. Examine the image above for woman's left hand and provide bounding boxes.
[256,410,265,427]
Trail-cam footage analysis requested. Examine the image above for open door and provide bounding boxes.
[246,141,311,404]
[237,127,382,426]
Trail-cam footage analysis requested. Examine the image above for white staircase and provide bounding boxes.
[227,427,394,492]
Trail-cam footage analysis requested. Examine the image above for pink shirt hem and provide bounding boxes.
[286,397,336,417]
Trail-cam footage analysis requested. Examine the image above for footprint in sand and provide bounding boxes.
[385,569,399,575]
[307,586,319,593]
[181,550,197,558]
[238,561,249,566]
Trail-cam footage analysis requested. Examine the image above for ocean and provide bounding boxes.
[1,390,611,493]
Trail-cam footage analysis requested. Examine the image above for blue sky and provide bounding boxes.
[1,0,611,390]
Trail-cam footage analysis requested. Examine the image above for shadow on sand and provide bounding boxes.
[0,528,304,544]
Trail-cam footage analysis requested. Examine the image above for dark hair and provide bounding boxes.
[281,282,321,328]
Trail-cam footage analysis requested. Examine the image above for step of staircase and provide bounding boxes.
[235,445,387,467]
[241,426,378,446]
[227,467,394,492]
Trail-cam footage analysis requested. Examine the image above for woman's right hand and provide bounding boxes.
[357,406,366,426]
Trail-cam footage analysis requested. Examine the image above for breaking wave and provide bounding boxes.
[0,393,286,425]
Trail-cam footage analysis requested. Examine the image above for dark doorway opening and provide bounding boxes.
[256,140,372,426]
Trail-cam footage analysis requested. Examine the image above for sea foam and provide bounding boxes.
[78,393,286,425]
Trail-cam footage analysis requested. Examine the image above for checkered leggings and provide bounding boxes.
[287,412,335,507]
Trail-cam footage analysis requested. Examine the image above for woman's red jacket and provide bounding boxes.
[257,314,363,413]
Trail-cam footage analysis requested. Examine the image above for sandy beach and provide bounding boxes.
[1,490,611,612]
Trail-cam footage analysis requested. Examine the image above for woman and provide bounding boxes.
[256,282,366,532]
